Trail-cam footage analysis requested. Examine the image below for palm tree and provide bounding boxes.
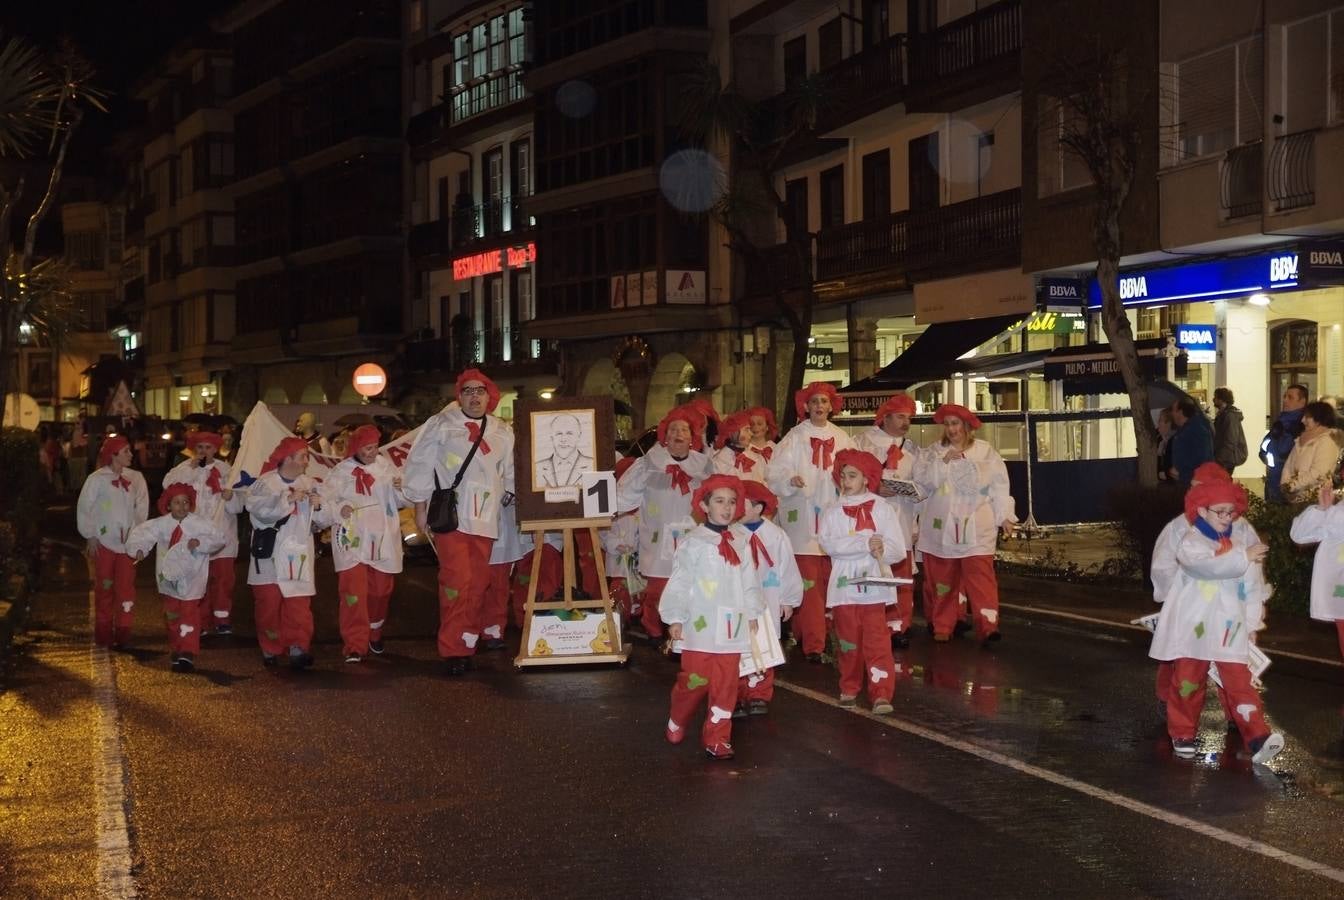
[0,34,106,425]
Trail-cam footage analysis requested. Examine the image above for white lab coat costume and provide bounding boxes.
[615,443,713,579]
[77,466,149,553]
[737,519,803,621]
[854,428,925,548]
[1290,503,1344,622]
[712,445,766,483]
[1148,518,1270,663]
[914,439,1016,559]
[320,454,410,574]
[659,525,765,653]
[162,457,245,557]
[245,471,321,597]
[765,420,853,556]
[125,513,225,601]
[401,403,515,540]
[818,491,907,607]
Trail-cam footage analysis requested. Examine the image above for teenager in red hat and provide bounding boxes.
[819,449,906,714]
[126,483,225,671]
[402,368,516,675]
[713,410,766,483]
[615,406,713,643]
[1148,478,1283,766]
[913,404,1016,645]
[854,393,923,647]
[745,406,778,464]
[163,431,245,635]
[245,435,323,668]
[77,435,150,647]
[319,425,411,662]
[661,474,764,761]
[734,480,801,715]
[765,381,853,661]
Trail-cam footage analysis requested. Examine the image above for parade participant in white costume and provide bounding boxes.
[77,435,149,647]
[735,480,801,716]
[163,431,245,634]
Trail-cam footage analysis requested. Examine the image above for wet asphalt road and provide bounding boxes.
[4,530,1344,898]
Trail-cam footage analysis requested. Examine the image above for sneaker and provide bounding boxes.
[839,694,857,708]
[443,657,468,677]
[171,655,194,673]
[1250,732,1285,767]
[981,631,1002,648]
[805,652,825,665]
[953,620,972,638]
[891,632,910,650]
[665,720,686,745]
[368,639,384,655]
[344,652,363,664]
[289,651,314,670]
[1172,738,1198,758]
[214,623,233,636]
[704,742,735,761]
[262,653,278,668]
[482,638,507,652]
[872,698,894,715]
[732,703,750,720]
[748,699,769,716]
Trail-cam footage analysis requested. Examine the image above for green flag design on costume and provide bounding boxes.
[443,586,459,600]
[687,673,709,690]
[935,582,952,597]
[1178,679,1200,698]
[838,637,857,653]
[693,615,708,632]
[346,594,360,607]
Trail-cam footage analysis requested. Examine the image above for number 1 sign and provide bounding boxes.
[581,471,616,519]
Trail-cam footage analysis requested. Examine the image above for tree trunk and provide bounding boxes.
[0,298,13,425]
[781,298,814,431]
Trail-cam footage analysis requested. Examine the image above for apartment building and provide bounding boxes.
[1026,0,1344,477]
[128,34,236,419]
[403,0,553,419]
[216,0,403,415]
[726,0,1032,419]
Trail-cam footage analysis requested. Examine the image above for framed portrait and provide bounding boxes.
[513,395,616,523]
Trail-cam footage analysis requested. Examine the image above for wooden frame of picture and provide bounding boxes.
[512,395,616,523]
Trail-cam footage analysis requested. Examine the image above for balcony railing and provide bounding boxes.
[449,196,532,247]
[815,188,1021,282]
[908,0,1021,86]
[1219,140,1263,218]
[404,328,557,373]
[1268,130,1315,211]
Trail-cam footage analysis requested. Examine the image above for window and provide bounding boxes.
[1037,97,1092,197]
[864,0,889,47]
[784,177,809,241]
[819,165,845,228]
[908,133,940,210]
[783,36,807,90]
[449,9,529,124]
[511,139,531,198]
[1165,35,1262,164]
[862,149,891,219]
[509,8,527,65]
[1283,8,1344,129]
[818,18,842,70]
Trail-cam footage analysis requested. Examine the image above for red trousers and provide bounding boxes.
[884,552,915,634]
[609,578,634,623]
[336,564,394,656]
[832,604,897,702]
[202,555,236,628]
[738,666,775,703]
[252,583,313,656]
[1336,620,1344,660]
[433,531,494,657]
[93,544,136,646]
[1154,660,1235,722]
[668,650,740,749]
[511,545,562,628]
[794,555,832,655]
[922,553,999,639]
[1166,657,1269,743]
[482,562,513,640]
[642,576,668,639]
[162,595,203,655]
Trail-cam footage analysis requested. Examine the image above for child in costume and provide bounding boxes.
[661,475,764,760]
[1148,478,1283,765]
[125,483,225,671]
[713,411,765,483]
[602,456,642,625]
[819,450,907,714]
[1290,483,1344,663]
[735,481,802,716]
[77,435,150,647]
[320,425,410,662]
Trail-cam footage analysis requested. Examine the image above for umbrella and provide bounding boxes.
[333,413,375,428]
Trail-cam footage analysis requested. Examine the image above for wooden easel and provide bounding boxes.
[514,516,629,667]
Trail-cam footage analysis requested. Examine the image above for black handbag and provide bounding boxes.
[249,514,291,572]
[426,420,487,534]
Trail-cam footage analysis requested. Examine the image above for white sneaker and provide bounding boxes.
[1251,732,1284,767]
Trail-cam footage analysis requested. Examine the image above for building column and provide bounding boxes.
[1216,299,1268,480]
[847,307,879,384]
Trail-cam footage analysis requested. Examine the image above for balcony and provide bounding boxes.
[407,75,529,156]
[407,219,450,261]
[815,188,1021,284]
[1219,140,1262,219]
[906,0,1021,111]
[1268,130,1315,212]
[404,328,558,375]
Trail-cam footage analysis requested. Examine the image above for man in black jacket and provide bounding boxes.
[1212,387,1248,474]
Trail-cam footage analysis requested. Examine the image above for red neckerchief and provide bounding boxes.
[169,524,183,547]
[665,464,692,495]
[715,529,741,565]
[1215,536,1234,556]
[464,419,491,454]
[353,467,375,495]
[843,499,876,532]
[111,473,131,491]
[758,445,773,462]
[810,436,835,470]
[885,441,904,468]
[749,532,773,568]
[204,466,222,495]
[734,453,755,474]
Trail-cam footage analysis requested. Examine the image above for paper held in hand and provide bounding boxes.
[738,612,786,677]
[851,575,915,586]
[881,478,920,498]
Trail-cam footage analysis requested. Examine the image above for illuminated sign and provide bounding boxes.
[1087,249,1299,308]
[1174,324,1216,363]
[1025,311,1085,334]
[452,241,537,280]
[805,348,834,370]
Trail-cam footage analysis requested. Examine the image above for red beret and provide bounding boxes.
[345,424,382,459]
[933,403,982,431]
[741,480,779,517]
[190,431,223,449]
[261,436,310,475]
[658,407,706,451]
[745,406,778,441]
[691,474,746,522]
[99,435,130,466]
[687,396,721,424]
[832,448,882,494]
[157,481,197,515]
[873,393,916,425]
[715,411,753,449]
[1185,479,1248,524]
[1192,462,1232,485]
[794,382,844,419]
[456,368,501,413]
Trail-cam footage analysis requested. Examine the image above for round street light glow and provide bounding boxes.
[1248,293,1271,306]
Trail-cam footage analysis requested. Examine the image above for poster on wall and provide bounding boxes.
[641,270,658,306]
[513,395,616,522]
[665,269,706,304]
[625,272,641,308]
[610,275,625,309]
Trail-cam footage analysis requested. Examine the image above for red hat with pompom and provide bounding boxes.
[715,410,753,449]
[99,435,130,466]
[1184,478,1248,524]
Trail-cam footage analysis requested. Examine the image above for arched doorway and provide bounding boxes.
[645,352,696,426]
[299,383,327,404]
[262,386,289,404]
[581,359,635,440]
[1269,319,1317,413]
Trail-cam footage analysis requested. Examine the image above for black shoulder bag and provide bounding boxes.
[250,513,292,573]
[426,420,487,534]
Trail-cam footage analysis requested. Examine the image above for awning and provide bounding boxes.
[1044,339,1187,395]
[842,313,1022,392]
